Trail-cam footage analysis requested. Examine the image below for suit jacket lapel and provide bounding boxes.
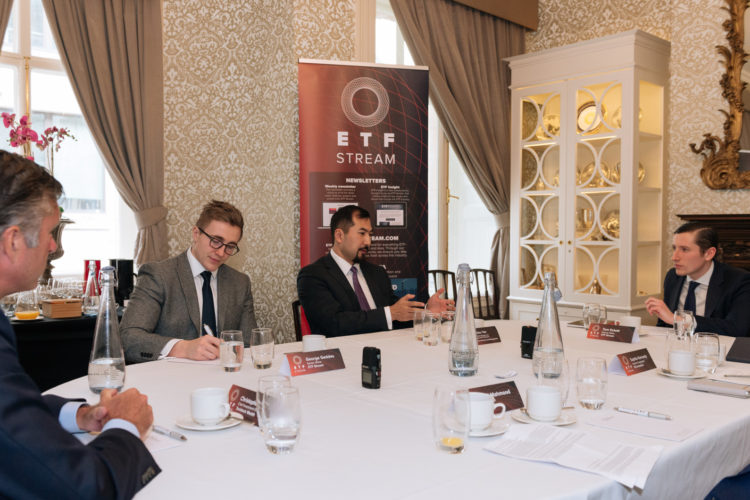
[177,251,202,334]
[360,262,387,308]
[216,265,229,331]
[325,254,359,308]
[705,262,724,317]
[668,274,686,312]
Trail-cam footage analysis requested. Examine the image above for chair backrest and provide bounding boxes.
[292,300,307,341]
[427,270,457,302]
[470,268,499,320]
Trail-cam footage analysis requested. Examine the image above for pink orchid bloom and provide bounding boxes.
[1,112,14,128]
[19,115,29,126]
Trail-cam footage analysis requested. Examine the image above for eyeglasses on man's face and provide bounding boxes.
[198,226,240,256]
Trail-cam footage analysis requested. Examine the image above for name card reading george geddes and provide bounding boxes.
[228,385,258,425]
[282,348,345,377]
[587,323,638,343]
[476,326,501,345]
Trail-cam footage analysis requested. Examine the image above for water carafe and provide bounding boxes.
[449,263,478,376]
[532,272,565,380]
[82,260,99,316]
[88,266,126,393]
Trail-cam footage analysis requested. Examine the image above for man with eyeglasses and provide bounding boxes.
[121,200,257,362]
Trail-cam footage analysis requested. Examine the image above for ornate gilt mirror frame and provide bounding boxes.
[690,0,750,189]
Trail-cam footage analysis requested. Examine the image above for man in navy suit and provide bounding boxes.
[297,205,452,337]
[645,222,750,337]
[0,151,159,498]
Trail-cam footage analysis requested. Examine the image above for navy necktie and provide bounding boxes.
[201,270,217,335]
[683,280,700,315]
[350,266,371,311]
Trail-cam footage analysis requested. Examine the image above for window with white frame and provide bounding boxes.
[1,0,136,279]
[373,0,496,273]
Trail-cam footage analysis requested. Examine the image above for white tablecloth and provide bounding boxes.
[48,321,750,499]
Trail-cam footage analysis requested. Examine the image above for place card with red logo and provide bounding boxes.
[228,385,258,425]
[609,348,657,376]
[280,348,346,377]
[470,381,524,411]
[587,323,639,343]
[476,326,501,345]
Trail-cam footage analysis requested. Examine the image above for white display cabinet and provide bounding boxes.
[506,30,670,323]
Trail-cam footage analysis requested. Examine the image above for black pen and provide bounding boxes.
[153,425,188,441]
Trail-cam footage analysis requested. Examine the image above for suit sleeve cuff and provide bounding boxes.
[59,401,87,433]
[102,418,140,438]
[159,338,181,359]
[384,306,393,330]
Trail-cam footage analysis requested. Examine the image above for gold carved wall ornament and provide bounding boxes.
[690,0,750,189]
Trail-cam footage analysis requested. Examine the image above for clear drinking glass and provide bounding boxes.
[260,386,301,454]
[432,386,470,453]
[15,291,39,320]
[576,357,607,409]
[535,356,569,405]
[250,327,274,369]
[673,309,696,337]
[0,293,17,318]
[694,333,720,374]
[220,330,244,372]
[582,303,606,329]
[256,374,292,432]
[413,309,427,340]
[423,312,440,346]
[440,310,455,343]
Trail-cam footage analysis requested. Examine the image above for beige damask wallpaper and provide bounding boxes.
[527,0,749,267]
[162,0,355,343]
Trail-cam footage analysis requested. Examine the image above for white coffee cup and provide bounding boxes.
[302,334,326,352]
[191,387,230,425]
[668,350,696,376]
[467,392,506,431]
[526,385,562,422]
[619,315,641,333]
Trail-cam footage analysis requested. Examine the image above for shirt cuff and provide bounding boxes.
[384,306,393,330]
[102,418,140,438]
[59,401,87,433]
[159,338,181,359]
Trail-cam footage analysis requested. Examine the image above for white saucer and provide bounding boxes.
[469,420,511,437]
[175,415,242,431]
[511,408,577,426]
[657,368,707,380]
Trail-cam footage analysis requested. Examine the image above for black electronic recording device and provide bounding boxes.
[362,346,381,389]
[521,326,537,359]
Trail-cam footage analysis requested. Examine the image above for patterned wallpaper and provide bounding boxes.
[162,0,355,343]
[527,0,750,269]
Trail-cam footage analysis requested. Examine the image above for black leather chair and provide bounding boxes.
[292,300,304,341]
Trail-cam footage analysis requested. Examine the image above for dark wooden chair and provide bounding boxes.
[292,300,304,341]
[470,268,499,320]
[428,269,457,302]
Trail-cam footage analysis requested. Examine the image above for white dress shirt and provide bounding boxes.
[330,250,393,329]
[678,261,713,317]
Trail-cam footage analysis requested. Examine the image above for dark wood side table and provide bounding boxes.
[12,315,97,392]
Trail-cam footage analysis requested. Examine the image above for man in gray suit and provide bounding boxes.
[121,200,257,363]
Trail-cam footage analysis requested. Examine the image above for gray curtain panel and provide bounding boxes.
[0,0,12,53]
[42,0,166,266]
[390,0,524,318]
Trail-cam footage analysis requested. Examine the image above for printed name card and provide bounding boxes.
[470,381,524,411]
[587,323,638,343]
[281,348,346,377]
[476,326,501,345]
[609,348,656,376]
[228,384,258,425]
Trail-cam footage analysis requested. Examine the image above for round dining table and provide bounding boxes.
[47,320,750,499]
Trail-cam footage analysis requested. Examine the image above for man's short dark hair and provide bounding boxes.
[196,200,245,238]
[674,222,720,260]
[0,150,62,247]
[330,205,370,242]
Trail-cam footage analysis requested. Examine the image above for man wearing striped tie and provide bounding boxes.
[298,205,453,337]
[645,222,750,337]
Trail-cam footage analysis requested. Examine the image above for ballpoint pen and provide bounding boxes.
[723,374,750,378]
[152,425,188,441]
[614,406,672,420]
[203,324,215,337]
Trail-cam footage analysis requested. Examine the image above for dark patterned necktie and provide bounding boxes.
[350,266,371,311]
[200,270,217,335]
[683,280,700,315]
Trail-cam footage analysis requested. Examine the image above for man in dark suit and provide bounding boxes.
[0,151,159,498]
[121,200,257,363]
[297,205,452,337]
[645,222,750,337]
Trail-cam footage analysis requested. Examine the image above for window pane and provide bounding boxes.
[30,0,59,59]
[0,64,17,114]
[2,2,18,53]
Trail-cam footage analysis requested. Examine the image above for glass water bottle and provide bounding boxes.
[88,266,125,393]
[82,260,99,316]
[449,263,478,376]
[532,272,565,380]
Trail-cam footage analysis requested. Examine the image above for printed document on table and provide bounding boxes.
[484,423,662,488]
[585,411,703,442]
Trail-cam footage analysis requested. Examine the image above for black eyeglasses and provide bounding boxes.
[198,227,240,256]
